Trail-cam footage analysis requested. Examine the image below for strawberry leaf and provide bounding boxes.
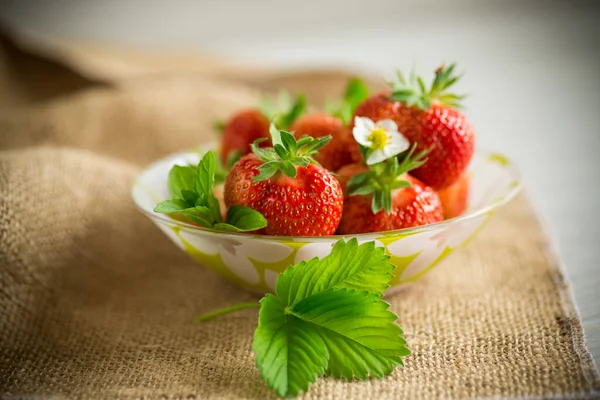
[194,151,216,205]
[327,78,370,125]
[168,165,196,199]
[253,294,329,397]
[292,289,409,379]
[224,205,267,232]
[259,91,307,130]
[276,238,394,306]
[182,190,199,207]
[156,152,266,231]
[154,199,188,214]
[199,237,408,398]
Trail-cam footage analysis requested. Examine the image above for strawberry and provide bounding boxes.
[224,124,343,236]
[290,78,370,172]
[290,114,354,172]
[353,64,475,189]
[437,171,470,219]
[220,91,306,165]
[336,145,443,234]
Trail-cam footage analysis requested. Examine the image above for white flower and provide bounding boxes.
[353,117,410,165]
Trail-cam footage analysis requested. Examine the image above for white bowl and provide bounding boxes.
[132,147,521,294]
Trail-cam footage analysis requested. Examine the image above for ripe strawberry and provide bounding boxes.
[437,171,470,219]
[336,145,443,234]
[353,64,475,189]
[224,124,343,236]
[290,114,354,171]
[220,91,306,165]
[290,78,370,172]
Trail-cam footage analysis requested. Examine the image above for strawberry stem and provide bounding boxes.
[252,123,331,182]
[346,144,429,215]
[389,63,465,110]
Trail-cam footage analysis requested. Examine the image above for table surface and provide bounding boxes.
[2,0,599,365]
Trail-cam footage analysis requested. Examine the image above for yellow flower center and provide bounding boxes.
[368,128,390,150]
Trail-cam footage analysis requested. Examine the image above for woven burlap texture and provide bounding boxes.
[0,30,599,399]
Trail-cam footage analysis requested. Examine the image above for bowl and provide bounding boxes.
[132,146,521,294]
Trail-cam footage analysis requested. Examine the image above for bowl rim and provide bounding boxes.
[131,146,522,240]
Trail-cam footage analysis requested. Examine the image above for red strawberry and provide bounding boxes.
[220,109,270,165]
[224,125,343,236]
[353,64,475,189]
[290,78,370,172]
[290,114,355,171]
[336,145,443,234]
[220,92,306,165]
[437,171,470,219]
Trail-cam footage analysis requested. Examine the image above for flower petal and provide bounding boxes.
[389,131,410,150]
[383,143,409,159]
[366,149,388,165]
[353,117,375,146]
[376,119,398,132]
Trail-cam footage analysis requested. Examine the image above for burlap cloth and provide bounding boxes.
[1,28,599,399]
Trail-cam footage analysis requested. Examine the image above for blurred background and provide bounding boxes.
[1,0,599,360]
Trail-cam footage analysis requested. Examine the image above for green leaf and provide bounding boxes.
[182,189,199,207]
[382,188,393,215]
[276,238,394,306]
[298,135,332,156]
[178,206,217,228]
[200,237,408,397]
[194,151,216,204]
[167,165,196,199]
[273,143,288,160]
[392,180,412,190]
[280,130,298,154]
[212,223,244,232]
[292,289,409,379]
[328,78,370,124]
[344,78,369,113]
[253,161,280,182]
[347,172,378,196]
[224,205,268,231]
[278,93,307,129]
[253,295,329,397]
[154,199,188,214]
[371,190,384,214]
[270,123,283,147]
[259,95,278,120]
[348,182,378,196]
[280,160,297,178]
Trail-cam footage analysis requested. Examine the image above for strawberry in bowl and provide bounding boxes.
[132,69,521,293]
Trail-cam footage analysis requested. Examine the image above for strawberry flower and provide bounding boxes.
[352,116,410,165]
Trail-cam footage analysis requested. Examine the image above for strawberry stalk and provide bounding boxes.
[251,123,331,181]
[389,63,466,110]
[346,144,429,215]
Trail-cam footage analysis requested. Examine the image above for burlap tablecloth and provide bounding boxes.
[1,29,599,399]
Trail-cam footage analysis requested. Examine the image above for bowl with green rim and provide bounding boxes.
[132,146,521,294]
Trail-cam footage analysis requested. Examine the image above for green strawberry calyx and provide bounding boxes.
[251,123,331,182]
[346,144,429,215]
[389,63,465,110]
[259,90,307,130]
